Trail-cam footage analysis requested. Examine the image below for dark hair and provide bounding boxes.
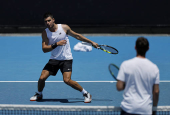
[43,12,54,19]
[136,37,149,56]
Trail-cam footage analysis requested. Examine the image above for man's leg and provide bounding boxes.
[63,72,92,103]
[38,70,50,92]
[30,70,50,101]
[63,72,83,91]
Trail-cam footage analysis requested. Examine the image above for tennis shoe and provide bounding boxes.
[83,92,92,103]
[30,92,43,101]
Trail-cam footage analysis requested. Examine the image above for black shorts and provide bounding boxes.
[43,59,73,76]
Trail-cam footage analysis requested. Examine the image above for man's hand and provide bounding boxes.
[91,42,99,48]
[57,40,67,46]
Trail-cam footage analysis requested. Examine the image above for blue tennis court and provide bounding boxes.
[0,35,170,107]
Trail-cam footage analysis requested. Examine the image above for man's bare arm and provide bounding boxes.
[152,84,159,115]
[62,24,98,48]
[153,84,159,106]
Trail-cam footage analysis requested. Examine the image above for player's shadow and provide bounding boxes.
[36,98,83,103]
[37,98,112,103]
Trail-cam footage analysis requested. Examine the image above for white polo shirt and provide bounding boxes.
[117,57,159,114]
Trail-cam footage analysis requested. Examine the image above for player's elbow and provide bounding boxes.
[75,34,81,40]
[153,84,159,95]
[153,89,159,95]
[42,49,48,53]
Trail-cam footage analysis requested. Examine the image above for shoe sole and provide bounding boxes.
[84,95,92,103]
[30,97,42,101]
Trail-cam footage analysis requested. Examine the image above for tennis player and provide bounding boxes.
[116,37,159,115]
[30,12,98,103]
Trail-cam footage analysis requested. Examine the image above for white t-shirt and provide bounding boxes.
[45,24,73,60]
[117,57,159,115]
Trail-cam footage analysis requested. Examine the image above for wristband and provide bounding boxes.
[51,43,58,49]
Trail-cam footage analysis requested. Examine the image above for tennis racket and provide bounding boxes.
[108,63,119,81]
[98,45,118,54]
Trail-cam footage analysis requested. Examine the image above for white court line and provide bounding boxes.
[0,81,169,82]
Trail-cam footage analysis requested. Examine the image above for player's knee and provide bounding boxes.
[63,78,71,85]
[39,77,46,81]
[40,71,49,80]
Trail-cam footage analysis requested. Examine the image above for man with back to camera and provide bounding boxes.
[30,12,98,103]
[116,37,159,115]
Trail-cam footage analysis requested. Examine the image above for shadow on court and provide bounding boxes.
[36,98,113,103]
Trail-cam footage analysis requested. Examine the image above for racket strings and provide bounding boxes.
[109,64,119,80]
[110,66,118,76]
[100,46,118,54]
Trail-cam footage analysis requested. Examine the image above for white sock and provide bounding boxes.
[81,88,87,95]
[37,91,42,95]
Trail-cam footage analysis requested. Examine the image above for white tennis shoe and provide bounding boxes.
[83,93,92,103]
[30,92,43,101]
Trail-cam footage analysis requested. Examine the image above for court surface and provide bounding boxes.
[0,34,170,106]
